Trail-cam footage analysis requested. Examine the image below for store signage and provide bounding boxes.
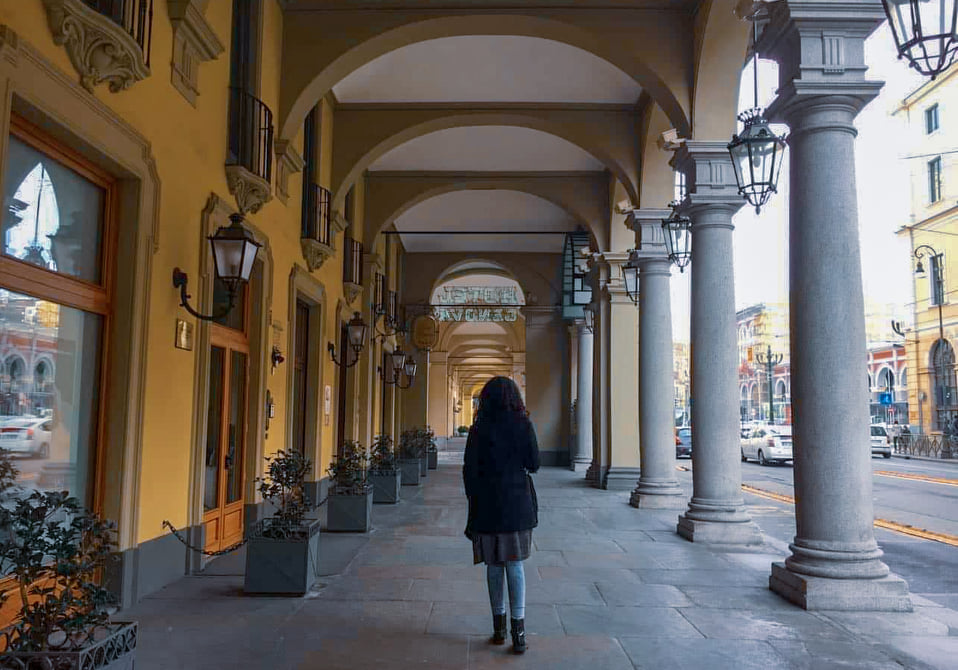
[433,286,521,322]
[435,307,519,322]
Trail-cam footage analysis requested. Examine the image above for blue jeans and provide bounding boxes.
[486,561,525,620]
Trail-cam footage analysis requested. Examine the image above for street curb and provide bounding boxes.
[892,453,958,466]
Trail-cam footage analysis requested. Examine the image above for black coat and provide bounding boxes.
[463,416,540,535]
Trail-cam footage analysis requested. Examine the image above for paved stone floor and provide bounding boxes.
[125,463,958,669]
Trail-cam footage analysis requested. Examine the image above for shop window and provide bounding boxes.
[932,338,957,431]
[0,116,115,507]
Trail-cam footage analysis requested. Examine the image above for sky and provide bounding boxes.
[670,23,927,343]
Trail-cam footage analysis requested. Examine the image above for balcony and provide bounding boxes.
[42,0,153,92]
[225,87,274,214]
[300,184,333,271]
[343,237,363,305]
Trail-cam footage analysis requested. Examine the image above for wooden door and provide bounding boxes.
[203,324,250,553]
[292,299,310,454]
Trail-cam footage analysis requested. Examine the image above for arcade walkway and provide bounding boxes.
[125,465,958,669]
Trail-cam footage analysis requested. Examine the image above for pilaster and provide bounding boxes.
[523,307,569,466]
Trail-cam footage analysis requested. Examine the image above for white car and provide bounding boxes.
[0,418,52,458]
[870,424,892,459]
[741,425,793,465]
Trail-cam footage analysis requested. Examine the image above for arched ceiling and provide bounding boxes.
[332,36,642,104]
[369,127,604,172]
[395,190,576,253]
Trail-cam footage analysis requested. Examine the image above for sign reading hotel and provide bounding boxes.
[433,286,521,322]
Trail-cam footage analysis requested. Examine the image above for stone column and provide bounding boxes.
[572,321,594,472]
[629,210,684,508]
[585,259,607,487]
[672,142,762,545]
[761,0,909,610]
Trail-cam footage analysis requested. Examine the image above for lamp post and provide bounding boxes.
[755,344,783,424]
[914,243,949,432]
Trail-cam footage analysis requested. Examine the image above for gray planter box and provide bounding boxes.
[399,458,421,486]
[244,517,321,595]
[370,470,401,504]
[0,621,137,670]
[428,451,438,469]
[327,488,374,532]
[419,456,428,477]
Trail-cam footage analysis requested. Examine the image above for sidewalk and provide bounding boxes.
[124,465,958,669]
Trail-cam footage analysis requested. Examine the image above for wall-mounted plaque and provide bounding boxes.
[412,315,439,350]
[175,319,194,351]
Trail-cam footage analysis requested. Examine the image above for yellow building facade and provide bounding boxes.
[895,64,958,434]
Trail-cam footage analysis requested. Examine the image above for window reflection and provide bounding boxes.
[0,289,101,504]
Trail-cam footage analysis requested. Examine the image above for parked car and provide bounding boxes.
[870,424,892,459]
[741,424,792,465]
[0,418,52,458]
[676,427,692,458]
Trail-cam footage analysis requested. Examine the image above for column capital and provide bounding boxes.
[670,141,744,213]
[627,208,670,259]
[592,251,634,299]
[758,0,885,125]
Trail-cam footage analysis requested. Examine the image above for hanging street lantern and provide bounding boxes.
[329,311,369,368]
[661,202,692,272]
[623,253,639,304]
[727,14,788,214]
[172,212,261,321]
[883,0,958,78]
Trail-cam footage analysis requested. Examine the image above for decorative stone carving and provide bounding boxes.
[274,140,304,204]
[331,209,349,235]
[300,239,334,272]
[225,165,272,215]
[42,0,151,93]
[344,281,363,306]
[168,0,224,106]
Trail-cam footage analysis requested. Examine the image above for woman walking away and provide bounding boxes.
[463,376,540,655]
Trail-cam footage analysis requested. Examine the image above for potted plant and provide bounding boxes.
[0,450,137,670]
[425,426,439,470]
[457,425,470,436]
[398,430,422,486]
[244,449,321,596]
[326,441,373,532]
[368,434,401,504]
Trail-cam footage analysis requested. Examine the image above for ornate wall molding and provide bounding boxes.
[225,164,272,214]
[42,0,151,93]
[274,139,304,204]
[168,0,224,106]
[344,281,363,306]
[300,238,334,272]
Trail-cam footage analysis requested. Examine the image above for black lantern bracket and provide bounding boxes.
[329,311,370,369]
[171,268,235,322]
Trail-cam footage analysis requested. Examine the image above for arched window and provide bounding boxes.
[898,367,908,403]
[877,367,895,404]
[930,339,957,431]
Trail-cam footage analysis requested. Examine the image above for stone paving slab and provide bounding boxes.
[123,465,958,669]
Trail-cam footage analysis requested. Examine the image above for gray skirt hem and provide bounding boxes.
[472,529,533,565]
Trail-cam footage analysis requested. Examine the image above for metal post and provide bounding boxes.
[756,344,783,425]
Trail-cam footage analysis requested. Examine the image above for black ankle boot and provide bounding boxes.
[491,614,507,644]
[510,618,526,654]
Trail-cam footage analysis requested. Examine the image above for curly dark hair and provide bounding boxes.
[474,376,527,427]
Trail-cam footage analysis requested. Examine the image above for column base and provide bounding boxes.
[603,467,642,491]
[677,515,764,546]
[769,562,912,611]
[570,459,591,473]
[630,489,686,509]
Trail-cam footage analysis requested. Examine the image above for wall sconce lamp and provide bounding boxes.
[329,312,369,368]
[173,213,261,321]
[380,349,417,389]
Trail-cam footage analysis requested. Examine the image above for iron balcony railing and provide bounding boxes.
[386,290,398,326]
[84,0,153,65]
[302,183,332,245]
[227,87,274,183]
[895,434,958,460]
[373,273,387,316]
[343,237,363,286]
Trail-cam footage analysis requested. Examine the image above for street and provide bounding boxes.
[722,456,958,609]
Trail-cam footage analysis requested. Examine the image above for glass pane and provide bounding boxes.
[226,350,247,504]
[0,289,102,504]
[213,278,246,331]
[204,347,225,512]
[3,135,104,283]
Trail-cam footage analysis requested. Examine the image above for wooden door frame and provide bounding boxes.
[187,193,272,573]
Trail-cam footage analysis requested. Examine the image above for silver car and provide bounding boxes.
[0,418,52,458]
[870,425,892,459]
[741,425,793,465]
